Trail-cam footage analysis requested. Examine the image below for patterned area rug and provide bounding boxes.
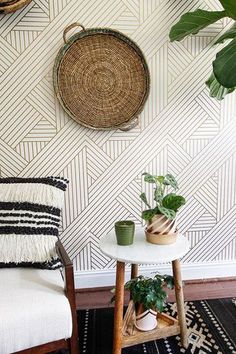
[57,298,236,354]
[78,298,236,354]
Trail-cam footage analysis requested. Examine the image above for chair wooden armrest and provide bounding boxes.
[56,239,73,267]
[56,240,79,354]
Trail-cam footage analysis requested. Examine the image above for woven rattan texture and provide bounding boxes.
[0,0,17,3]
[0,0,32,12]
[54,29,150,129]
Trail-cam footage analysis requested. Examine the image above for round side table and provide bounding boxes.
[99,226,190,354]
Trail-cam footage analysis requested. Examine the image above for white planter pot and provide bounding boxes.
[135,308,157,331]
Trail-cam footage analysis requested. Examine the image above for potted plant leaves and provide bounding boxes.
[169,1,236,100]
[140,173,186,244]
[125,274,174,331]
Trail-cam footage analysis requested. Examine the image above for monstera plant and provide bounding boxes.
[169,0,236,100]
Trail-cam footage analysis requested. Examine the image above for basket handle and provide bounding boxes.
[119,117,139,131]
[63,22,85,44]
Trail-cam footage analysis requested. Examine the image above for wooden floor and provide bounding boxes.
[76,278,236,309]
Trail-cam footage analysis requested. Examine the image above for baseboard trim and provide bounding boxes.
[74,261,236,289]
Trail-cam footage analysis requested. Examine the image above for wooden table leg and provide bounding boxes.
[131,264,138,279]
[113,261,125,354]
[130,264,138,300]
[172,259,188,348]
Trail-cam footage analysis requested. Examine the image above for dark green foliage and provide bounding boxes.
[213,37,236,88]
[142,209,157,221]
[140,173,186,221]
[218,0,236,19]
[169,1,236,99]
[206,73,235,99]
[162,193,186,212]
[124,274,174,312]
[214,22,236,45]
[169,9,226,42]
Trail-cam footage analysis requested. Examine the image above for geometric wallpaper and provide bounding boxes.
[0,0,236,273]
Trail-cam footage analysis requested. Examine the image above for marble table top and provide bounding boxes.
[99,226,190,264]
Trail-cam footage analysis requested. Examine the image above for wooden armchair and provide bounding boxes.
[0,241,78,354]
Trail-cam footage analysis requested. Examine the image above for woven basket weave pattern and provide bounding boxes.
[54,27,150,130]
[0,0,31,13]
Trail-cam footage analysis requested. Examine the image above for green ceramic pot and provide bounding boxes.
[115,220,135,245]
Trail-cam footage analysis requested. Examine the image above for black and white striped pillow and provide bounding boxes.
[0,177,68,269]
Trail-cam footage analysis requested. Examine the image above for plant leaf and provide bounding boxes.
[124,274,172,311]
[213,37,236,88]
[154,186,163,203]
[143,173,156,183]
[214,22,236,44]
[140,192,151,208]
[141,209,156,221]
[158,206,176,220]
[219,0,236,20]
[169,9,226,42]
[156,176,164,184]
[206,72,235,99]
[162,193,186,212]
[163,174,178,190]
[155,297,165,312]
[163,275,174,289]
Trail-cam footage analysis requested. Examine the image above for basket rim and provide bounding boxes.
[53,27,150,130]
[0,0,18,4]
[0,0,31,12]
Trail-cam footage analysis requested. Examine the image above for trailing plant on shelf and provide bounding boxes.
[124,274,174,331]
[140,173,186,222]
[169,0,236,100]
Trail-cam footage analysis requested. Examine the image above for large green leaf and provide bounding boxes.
[162,193,186,212]
[206,72,235,99]
[169,9,226,42]
[213,37,236,88]
[214,22,236,44]
[219,0,236,20]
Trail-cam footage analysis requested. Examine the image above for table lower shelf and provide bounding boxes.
[121,301,180,348]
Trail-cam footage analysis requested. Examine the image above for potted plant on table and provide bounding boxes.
[125,274,174,331]
[140,173,186,245]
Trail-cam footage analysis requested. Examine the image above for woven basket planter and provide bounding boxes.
[53,23,150,130]
[0,0,32,13]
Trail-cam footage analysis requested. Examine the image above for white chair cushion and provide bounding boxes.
[0,268,72,354]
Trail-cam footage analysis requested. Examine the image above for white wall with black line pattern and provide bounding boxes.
[0,0,236,288]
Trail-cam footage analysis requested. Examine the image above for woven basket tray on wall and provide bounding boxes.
[53,23,150,130]
[0,0,32,13]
